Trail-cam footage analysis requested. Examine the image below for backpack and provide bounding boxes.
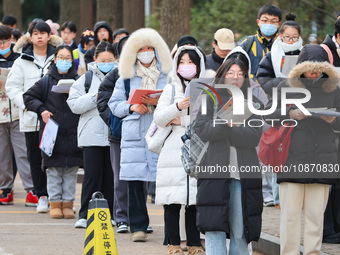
[258,123,294,171]
[180,101,217,179]
[244,35,255,54]
[41,71,91,102]
[108,79,130,139]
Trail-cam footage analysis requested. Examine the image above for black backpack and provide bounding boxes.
[41,71,92,102]
[108,79,130,139]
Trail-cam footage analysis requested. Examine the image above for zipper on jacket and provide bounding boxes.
[186,175,189,208]
[9,99,12,123]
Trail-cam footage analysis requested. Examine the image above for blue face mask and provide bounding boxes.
[0,46,11,56]
[56,60,72,73]
[98,62,115,73]
[260,24,277,37]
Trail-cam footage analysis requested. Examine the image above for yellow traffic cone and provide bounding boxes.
[83,192,118,255]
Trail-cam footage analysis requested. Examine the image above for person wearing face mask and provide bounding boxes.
[108,28,172,242]
[240,4,282,78]
[97,35,130,234]
[67,41,115,228]
[256,13,303,97]
[23,45,82,219]
[0,25,35,207]
[206,28,235,71]
[153,46,206,255]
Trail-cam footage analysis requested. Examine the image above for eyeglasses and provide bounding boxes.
[56,55,72,61]
[97,59,115,63]
[0,39,10,46]
[226,70,245,78]
[282,36,299,42]
[260,19,279,24]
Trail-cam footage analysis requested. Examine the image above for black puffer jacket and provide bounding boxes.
[322,34,340,67]
[267,44,340,184]
[256,50,300,96]
[194,88,263,243]
[23,64,82,168]
[0,43,19,68]
[97,67,120,142]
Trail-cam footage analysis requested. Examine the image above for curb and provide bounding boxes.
[253,232,329,255]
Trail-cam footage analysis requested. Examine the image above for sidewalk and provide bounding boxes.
[253,206,340,255]
[1,175,339,254]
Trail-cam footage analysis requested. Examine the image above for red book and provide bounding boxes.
[127,89,163,104]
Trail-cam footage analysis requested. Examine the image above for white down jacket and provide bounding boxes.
[67,62,109,147]
[153,45,211,206]
[5,35,63,132]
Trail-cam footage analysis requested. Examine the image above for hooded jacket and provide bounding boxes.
[240,29,278,78]
[5,34,63,132]
[0,43,20,123]
[23,64,82,168]
[193,46,263,242]
[67,62,110,148]
[267,44,340,184]
[153,46,206,206]
[108,28,171,182]
[322,34,340,67]
[84,21,113,67]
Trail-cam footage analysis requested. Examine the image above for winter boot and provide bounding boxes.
[62,201,75,219]
[50,201,63,219]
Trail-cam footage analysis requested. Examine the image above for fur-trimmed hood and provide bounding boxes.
[13,34,63,53]
[118,28,172,79]
[288,44,340,93]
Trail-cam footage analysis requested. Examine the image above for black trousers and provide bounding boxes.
[79,146,113,220]
[323,183,340,235]
[24,131,47,197]
[128,181,149,233]
[163,204,201,246]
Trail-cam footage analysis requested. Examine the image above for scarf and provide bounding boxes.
[332,36,340,58]
[136,58,160,113]
[271,36,303,78]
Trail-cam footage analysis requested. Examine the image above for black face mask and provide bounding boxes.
[212,48,224,64]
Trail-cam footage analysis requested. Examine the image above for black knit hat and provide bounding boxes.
[177,35,198,47]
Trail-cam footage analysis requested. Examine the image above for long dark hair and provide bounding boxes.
[94,41,115,58]
[214,52,250,96]
[176,49,201,92]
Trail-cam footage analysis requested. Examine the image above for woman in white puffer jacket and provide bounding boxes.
[153,45,210,255]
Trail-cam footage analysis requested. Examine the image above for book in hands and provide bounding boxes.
[281,55,298,76]
[39,118,59,157]
[306,107,340,118]
[51,79,75,93]
[127,89,163,104]
[216,98,253,126]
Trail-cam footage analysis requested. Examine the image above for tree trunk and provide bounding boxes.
[80,0,93,32]
[60,0,81,41]
[3,0,22,31]
[96,0,122,31]
[160,0,192,48]
[123,0,145,33]
[151,0,162,15]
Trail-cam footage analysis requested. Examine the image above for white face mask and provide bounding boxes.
[137,51,155,64]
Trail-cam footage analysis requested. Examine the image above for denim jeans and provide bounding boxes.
[205,179,249,255]
[272,173,280,205]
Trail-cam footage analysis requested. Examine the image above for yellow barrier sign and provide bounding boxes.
[84,192,118,255]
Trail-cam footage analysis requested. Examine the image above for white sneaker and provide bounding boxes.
[36,196,49,213]
[75,218,87,228]
[111,219,116,226]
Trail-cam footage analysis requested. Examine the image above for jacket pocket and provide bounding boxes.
[122,114,141,141]
[22,110,38,127]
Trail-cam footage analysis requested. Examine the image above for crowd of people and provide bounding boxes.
[1,4,340,255]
